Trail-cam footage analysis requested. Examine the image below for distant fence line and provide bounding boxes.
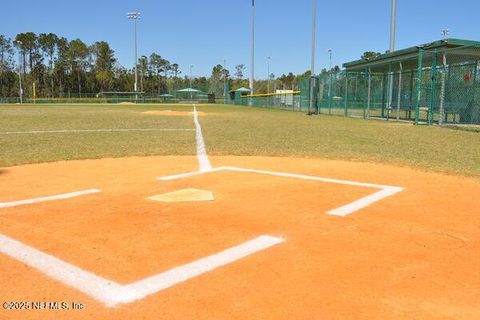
[2,44,480,126]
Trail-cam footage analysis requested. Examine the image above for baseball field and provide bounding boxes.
[0,103,479,319]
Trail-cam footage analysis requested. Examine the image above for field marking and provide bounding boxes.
[193,105,212,172]
[158,167,225,181]
[0,128,195,135]
[326,186,403,216]
[157,166,404,216]
[0,234,284,307]
[0,189,101,209]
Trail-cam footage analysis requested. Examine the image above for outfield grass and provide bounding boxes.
[0,104,195,166]
[0,103,479,177]
[201,105,480,176]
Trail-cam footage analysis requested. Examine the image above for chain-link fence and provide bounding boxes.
[297,41,480,126]
[231,91,302,111]
[2,40,479,126]
[0,89,226,105]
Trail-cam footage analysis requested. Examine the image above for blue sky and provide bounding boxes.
[2,0,480,78]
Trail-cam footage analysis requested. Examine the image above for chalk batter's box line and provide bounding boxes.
[158,166,405,217]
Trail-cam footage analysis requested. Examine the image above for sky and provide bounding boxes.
[2,0,480,79]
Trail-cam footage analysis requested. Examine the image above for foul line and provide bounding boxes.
[0,128,195,135]
[0,189,101,209]
[0,234,284,307]
[193,105,212,172]
[158,166,404,216]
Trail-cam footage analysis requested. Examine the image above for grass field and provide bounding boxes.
[0,103,479,176]
[1,103,480,320]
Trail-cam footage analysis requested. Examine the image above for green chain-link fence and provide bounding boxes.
[294,41,480,126]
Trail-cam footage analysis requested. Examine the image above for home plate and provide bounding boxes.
[148,188,214,202]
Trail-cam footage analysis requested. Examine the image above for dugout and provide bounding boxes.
[342,38,480,125]
[229,87,251,101]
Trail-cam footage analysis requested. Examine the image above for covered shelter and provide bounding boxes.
[342,38,480,124]
[159,93,174,103]
[175,88,204,101]
[229,87,251,101]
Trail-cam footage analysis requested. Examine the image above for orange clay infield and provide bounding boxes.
[0,156,479,319]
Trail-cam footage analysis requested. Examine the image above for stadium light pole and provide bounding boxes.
[127,11,140,98]
[190,65,194,100]
[267,56,271,94]
[308,0,317,115]
[389,0,396,52]
[387,0,396,117]
[16,41,23,104]
[327,49,332,100]
[223,59,227,99]
[250,0,255,94]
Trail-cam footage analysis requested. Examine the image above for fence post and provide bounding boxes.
[363,68,372,119]
[415,47,424,125]
[367,68,372,119]
[328,71,333,114]
[397,62,403,121]
[439,52,447,125]
[428,52,437,125]
[344,71,348,117]
[387,63,392,121]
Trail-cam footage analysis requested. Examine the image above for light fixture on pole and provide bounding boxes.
[441,28,450,40]
[127,11,141,97]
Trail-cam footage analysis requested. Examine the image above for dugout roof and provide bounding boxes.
[343,38,480,73]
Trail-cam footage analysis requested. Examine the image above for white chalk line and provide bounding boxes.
[157,167,224,181]
[0,189,101,209]
[193,105,212,172]
[0,234,284,307]
[326,186,403,216]
[0,128,195,135]
[157,166,404,216]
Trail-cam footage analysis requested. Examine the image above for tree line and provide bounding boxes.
[0,32,342,99]
[0,32,188,98]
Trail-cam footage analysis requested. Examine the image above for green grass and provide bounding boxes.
[1,103,479,177]
[0,104,195,166]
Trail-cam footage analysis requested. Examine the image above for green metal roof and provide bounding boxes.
[176,88,202,92]
[231,87,251,92]
[343,38,480,71]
